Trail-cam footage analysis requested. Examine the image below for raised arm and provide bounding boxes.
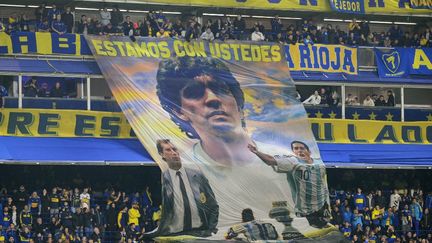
[248,144,277,166]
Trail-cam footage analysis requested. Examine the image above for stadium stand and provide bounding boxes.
[0,1,431,243]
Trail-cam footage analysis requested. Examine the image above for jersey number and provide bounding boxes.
[300,169,310,181]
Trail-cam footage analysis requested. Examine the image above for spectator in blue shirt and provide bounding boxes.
[343,206,353,223]
[351,209,363,229]
[410,198,422,236]
[354,188,367,212]
[51,15,66,35]
[303,34,314,46]
[340,221,352,238]
[37,19,50,32]
[47,4,62,25]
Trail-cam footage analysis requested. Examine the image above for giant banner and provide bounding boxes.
[286,44,358,74]
[86,36,340,240]
[1,109,431,144]
[375,48,432,77]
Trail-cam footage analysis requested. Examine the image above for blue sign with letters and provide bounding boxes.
[329,0,366,14]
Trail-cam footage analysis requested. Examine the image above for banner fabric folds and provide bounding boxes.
[86,36,340,240]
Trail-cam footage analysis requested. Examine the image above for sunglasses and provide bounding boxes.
[181,80,231,100]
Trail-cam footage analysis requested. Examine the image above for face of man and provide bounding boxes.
[292,142,311,162]
[177,74,242,139]
[160,142,182,170]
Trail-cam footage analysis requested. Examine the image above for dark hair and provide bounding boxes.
[290,140,310,152]
[241,208,254,222]
[156,57,245,139]
[156,139,171,154]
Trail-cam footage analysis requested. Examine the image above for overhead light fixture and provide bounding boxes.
[0,4,27,7]
[128,10,149,13]
[369,20,393,24]
[27,5,39,8]
[203,13,225,16]
[75,7,100,11]
[163,11,182,15]
[324,18,344,22]
[394,22,417,25]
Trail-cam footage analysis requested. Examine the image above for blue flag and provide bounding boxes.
[375,48,409,78]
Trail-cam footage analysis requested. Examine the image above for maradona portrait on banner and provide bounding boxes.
[155,56,330,238]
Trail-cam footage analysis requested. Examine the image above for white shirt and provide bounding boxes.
[100,11,111,26]
[251,31,265,41]
[189,142,326,239]
[200,31,215,41]
[363,98,375,106]
[80,193,90,208]
[167,166,202,233]
[303,94,321,105]
[390,193,401,209]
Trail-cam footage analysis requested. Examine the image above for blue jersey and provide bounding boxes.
[52,21,66,33]
[353,193,366,210]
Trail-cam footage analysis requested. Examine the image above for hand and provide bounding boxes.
[248,143,258,154]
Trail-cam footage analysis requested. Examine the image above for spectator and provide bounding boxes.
[19,14,30,32]
[375,95,386,106]
[390,189,402,209]
[271,15,283,39]
[37,19,52,30]
[363,95,375,106]
[303,90,321,105]
[286,34,296,45]
[103,22,117,35]
[348,18,361,36]
[318,88,328,105]
[354,188,367,212]
[24,77,39,97]
[35,3,48,23]
[117,206,128,230]
[328,90,340,108]
[122,16,134,36]
[47,4,62,25]
[172,19,184,37]
[80,188,91,209]
[19,205,32,228]
[76,15,88,34]
[155,10,166,30]
[251,26,265,41]
[111,6,123,28]
[61,7,74,33]
[383,36,392,47]
[233,15,246,40]
[128,201,141,227]
[386,90,395,107]
[49,188,61,218]
[100,7,111,26]
[51,15,66,35]
[303,34,314,45]
[389,24,403,42]
[28,191,42,217]
[37,82,50,97]
[0,83,8,108]
[156,28,170,38]
[411,198,423,236]
[200,27,215,41]
[50,82,64,98]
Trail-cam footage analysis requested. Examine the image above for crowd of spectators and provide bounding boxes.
[301,87,396,107]
[345,90,396,107]
[330,188,432,242]
[0,185,160,242]
[1,4,431,48]
[1,183,432,242]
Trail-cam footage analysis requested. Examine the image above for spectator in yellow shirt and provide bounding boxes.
[156,28,170,38]
[128,202,141,226]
